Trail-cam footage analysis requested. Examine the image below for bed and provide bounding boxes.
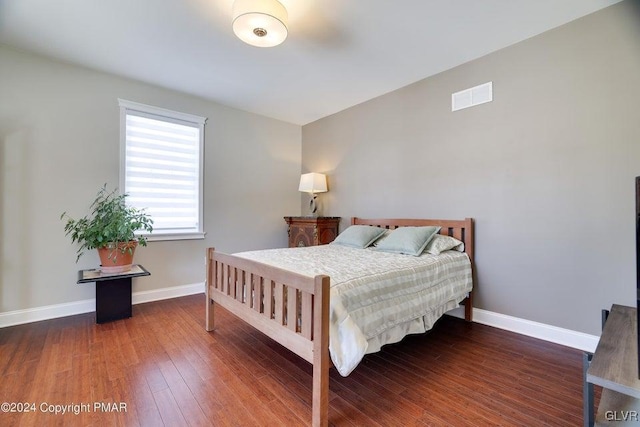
[205,217,475,426]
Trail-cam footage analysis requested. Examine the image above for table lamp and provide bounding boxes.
[298,172,327,216]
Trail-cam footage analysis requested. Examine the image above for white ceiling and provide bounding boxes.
[0,0,622,125]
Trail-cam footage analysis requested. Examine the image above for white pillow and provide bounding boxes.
[424,234,464,255]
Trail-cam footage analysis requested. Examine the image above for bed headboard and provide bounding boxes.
[351,217,475,265]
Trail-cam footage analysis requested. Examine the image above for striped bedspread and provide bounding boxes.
[235,244,472,376]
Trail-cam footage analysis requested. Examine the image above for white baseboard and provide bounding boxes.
[132,282,203,305]
[1,287,600,353]
[0,299,97,329]
[447,306,599,353]
[0,282,205,328]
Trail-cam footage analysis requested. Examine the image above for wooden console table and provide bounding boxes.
[77,264,150,324]
[585,304,640,426]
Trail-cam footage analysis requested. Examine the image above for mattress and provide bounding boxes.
[235,244,473,376]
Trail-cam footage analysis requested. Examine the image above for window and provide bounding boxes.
[119,99,207,240]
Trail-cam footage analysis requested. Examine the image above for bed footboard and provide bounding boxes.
[205,247,330,427]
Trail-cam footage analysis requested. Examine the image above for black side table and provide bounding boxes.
[77,264,150,324]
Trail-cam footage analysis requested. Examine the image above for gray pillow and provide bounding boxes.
[331,225,386,249]
[375,226,441,256]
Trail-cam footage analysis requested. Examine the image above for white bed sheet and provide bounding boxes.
[235,244,472,376]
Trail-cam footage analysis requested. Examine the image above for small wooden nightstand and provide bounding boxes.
[284,216,341,248]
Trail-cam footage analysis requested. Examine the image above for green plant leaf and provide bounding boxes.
[60,184,154,262]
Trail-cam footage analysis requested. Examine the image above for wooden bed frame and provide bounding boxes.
[205,217,474,427]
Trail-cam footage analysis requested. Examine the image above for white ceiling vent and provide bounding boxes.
[452,82,493,112]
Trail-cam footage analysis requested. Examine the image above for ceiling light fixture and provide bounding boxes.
[232,0,288,48]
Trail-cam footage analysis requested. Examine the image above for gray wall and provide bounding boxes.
[302,1,640,335]
[0,45,301,313]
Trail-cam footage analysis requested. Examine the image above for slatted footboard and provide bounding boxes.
[205,248,330,427]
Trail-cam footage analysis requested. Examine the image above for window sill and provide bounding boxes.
[144,232,206,242]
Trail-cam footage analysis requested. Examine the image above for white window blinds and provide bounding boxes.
[119,99,206,240]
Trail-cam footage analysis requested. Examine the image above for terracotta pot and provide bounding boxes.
[97,241,138,274]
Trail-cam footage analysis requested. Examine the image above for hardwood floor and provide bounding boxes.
[0,294,589,426]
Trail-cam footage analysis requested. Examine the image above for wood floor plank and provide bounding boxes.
[126,369,165,427]
[152,388,188,426]
[327,396,374,427]
[157,359,209,427]
[0,294,591,426]
[257,372,311,424]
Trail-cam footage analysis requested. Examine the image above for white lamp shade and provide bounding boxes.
[232,0,288,48]
[298,173,327,194]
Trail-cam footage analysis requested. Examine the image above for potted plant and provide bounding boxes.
[61,185,153,273]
